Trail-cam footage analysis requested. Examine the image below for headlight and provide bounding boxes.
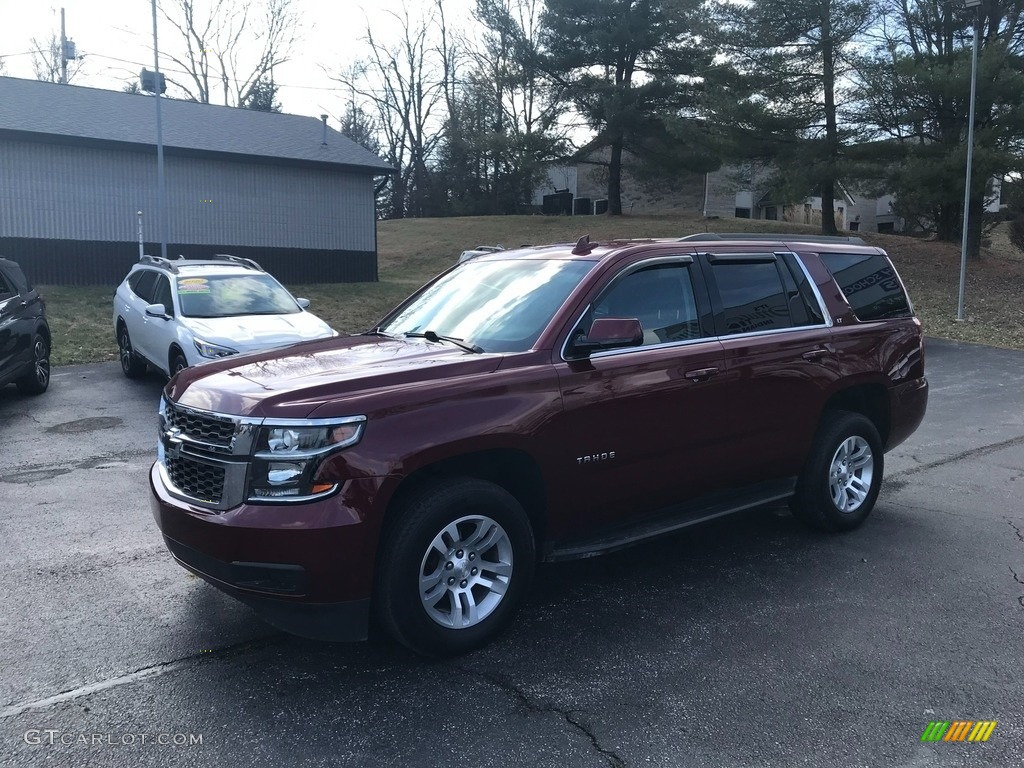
[193,338,238,359]
[248,416,365,502]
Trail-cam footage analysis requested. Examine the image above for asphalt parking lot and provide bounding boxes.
[1,338,1022,767]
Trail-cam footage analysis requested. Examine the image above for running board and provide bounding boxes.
[544,478,797,562]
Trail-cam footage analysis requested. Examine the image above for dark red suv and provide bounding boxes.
[150,234,927,656]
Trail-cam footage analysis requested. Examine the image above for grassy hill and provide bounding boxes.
[39,214,1024,366]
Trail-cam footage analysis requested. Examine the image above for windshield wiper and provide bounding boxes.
[404,330,483,354]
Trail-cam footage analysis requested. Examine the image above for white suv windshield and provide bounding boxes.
[176,274,300,318]
[380,259,594,353]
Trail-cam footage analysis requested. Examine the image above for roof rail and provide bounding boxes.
[679,233,867,246]
[139,254,178,272]
[213,254,264,272]
[137,253,263,274]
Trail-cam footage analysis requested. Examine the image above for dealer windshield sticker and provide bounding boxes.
[177,278,211,294]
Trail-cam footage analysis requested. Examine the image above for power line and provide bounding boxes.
[86,52,345,93]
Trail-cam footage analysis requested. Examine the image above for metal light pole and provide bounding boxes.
[150,0,168,260]
[957,0,982,322]
[137,211,144,260]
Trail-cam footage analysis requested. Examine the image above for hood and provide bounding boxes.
[168,335,504,419]
[183,311,334,351]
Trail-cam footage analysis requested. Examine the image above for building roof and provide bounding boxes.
[0,76,393,174]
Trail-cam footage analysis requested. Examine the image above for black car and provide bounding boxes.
[0,258,51,395]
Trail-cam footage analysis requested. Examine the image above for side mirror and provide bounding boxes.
[296,297,311,309]
[571,317,643,357]
[145,303,167,318]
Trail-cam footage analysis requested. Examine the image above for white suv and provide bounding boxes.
[113,255,336,378]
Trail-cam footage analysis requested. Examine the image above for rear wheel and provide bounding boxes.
[15,333,50,395]
[118,325,147,378]
[375,478,536,657]
[790,410,883,532]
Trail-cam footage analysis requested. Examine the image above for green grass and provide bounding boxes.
[40,213,1024,367]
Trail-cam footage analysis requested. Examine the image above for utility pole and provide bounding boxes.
[151,0,168,260]
[59,8,67,85]
[58,8,78,85]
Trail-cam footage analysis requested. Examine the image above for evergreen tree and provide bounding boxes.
[706,0,875,234]
[856,0,1024,254]
[541,0,710,215]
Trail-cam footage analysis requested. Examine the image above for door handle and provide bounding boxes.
[802,348,832,362]
[684,367,720,382]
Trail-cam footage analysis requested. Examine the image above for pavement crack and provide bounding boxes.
[1007,519,1024,546]
[0,449,153,484]
[0,635,280,719]
[464,669,625,767]
[1007,566,1024,609]
[891,434,1024,480]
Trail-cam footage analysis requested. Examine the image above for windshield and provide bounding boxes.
[380,259,595,353]
[176,274,300,318]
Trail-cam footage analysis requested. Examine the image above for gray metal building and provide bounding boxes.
[0,76,392,285]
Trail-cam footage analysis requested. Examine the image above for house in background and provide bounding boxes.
[533,149,967,235]
[0,76,393,286]
[703,162,901,233]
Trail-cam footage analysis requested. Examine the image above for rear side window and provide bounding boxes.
[128,270,158,303]
[819,252,912,321]
[710,261,792,335]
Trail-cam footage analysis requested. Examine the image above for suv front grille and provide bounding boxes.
[166,402,235,447]
[166,455,226,504]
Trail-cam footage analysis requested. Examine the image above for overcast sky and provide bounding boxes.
[0,0,474,121]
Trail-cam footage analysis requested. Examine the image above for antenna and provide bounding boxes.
[571,234,598,255]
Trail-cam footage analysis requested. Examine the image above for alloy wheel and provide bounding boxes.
[829,436,874,513]
[418,515,513,629]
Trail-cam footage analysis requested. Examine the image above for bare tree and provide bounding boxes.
[31,33,84,83]
[331,4,447,218]
[157,0,298,106]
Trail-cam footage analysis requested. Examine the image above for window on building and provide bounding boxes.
[734,207,751,219]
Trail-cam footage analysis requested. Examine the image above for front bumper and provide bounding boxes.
[150,462,381,641]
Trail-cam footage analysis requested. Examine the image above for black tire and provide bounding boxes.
[374,477,536,657]
[15,332,51,395]
[117,325,147,378]
[790,410,884,532]
[170,349,188,377]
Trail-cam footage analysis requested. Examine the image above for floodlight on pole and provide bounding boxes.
[956,0,982,321]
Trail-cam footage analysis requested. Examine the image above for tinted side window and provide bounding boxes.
[128,270,158,303]
[781,254,825,325]
[819,252,912,321]
[152,275,174,317]
[593,263,703,345]
[710,261,792,335]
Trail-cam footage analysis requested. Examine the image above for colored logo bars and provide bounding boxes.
[921,721,997,742]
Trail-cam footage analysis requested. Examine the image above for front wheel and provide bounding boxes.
[16,333,51,395]
[375,478,536,657]
[790,411,884,532]
[170,350,188,377]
